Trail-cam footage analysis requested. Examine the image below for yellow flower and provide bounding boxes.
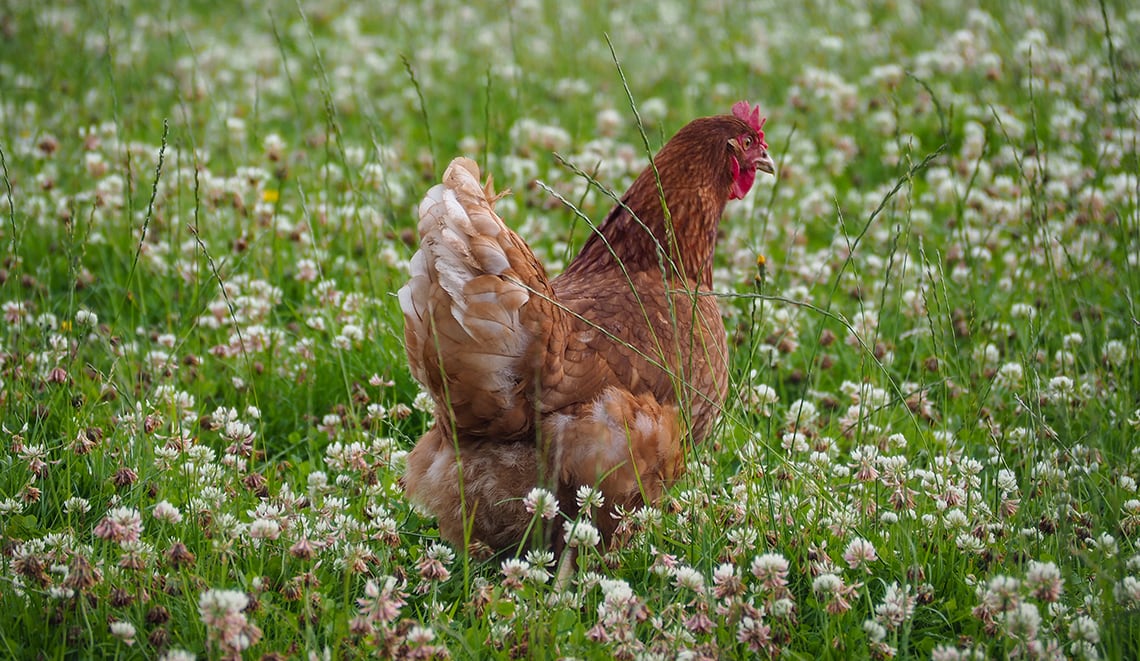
[754,254,768,286]
[262,189,280,203]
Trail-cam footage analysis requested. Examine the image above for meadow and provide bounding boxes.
[1,0,1138,658]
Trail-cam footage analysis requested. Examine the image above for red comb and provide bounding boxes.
[732,100,768,150]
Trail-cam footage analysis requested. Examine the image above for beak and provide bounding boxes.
[754,150,776,176]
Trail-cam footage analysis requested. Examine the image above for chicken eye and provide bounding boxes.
[741,135,753,149]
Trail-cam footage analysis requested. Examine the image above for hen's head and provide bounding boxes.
[727,100,774,199]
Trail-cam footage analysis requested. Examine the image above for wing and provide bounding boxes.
[552,270,730,445]
[399,157,567,440]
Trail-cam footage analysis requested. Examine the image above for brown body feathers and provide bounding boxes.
[400,107,772,551]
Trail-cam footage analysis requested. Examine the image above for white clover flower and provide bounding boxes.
[956,532,986,554]
[995,362,1024,389]
[885,433,907,450]
[770,598,796,618]
[1103,339,1127,367]
[412,391,433,413]
[0,498,23,515]
[982,575,1020,611]
[75,309,98,326]
[84,152,107,177]
[596,108,623,137]
[109,621,136,645]
[843,537,878,569]
[1069,640,1100,660]
[749,381,779,416]
[575,485,604,512]
[317,414,342,438]
[425,542,454,565]
[1010,303,1036,320]
[525,549,554,568]
[1003,601,1041,640]
[340,323,364,342]
[598,578,635,612]
[524,487,559,520]
[295,259,319,282]
[972,343,1001,368]
[863,619,886,642]
[262,132,285,160]
[500,558,529,585]
[406,625,435,645]
[875,583,915,629]
[1116,576,1140,607]
[996,469,1019,493]
[249,519,281,541]
[672,565,705,592]
[931,644,982,661]
[737,614,772,652]
[808,450,830,469]
[727,526,757,548]
[307,470,329,494]
[153,500,183,524]
[1068,614,1100,643]
[1046,375,1075,403]
[1093,532,1118,557]
[93,506,144,543]
[751,552,790,580]
[811,573,843,596]
[563,520,600,548]
[944,508,969,529]
[781,429,809,453]
[362,162,385,189]
[199,588,248,622]
[223,420,253,442]
[640,97,668,124]
[785,399,818,428]
[226,117,246,140]
[63,497,91,515]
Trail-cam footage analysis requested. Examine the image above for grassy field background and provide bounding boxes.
[1,0,1138,658]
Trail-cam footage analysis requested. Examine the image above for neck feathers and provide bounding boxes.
[567,155,731,288]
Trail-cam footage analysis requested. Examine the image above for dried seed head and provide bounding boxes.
[166,542,196,568]
[110,587,134,608]
[112,467,138,489]
[289,538,315,560]
[146,605,170,625]
[147,628,169,649]
[64,555,102,591]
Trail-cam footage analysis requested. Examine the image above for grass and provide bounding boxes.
[1,0,1139,658]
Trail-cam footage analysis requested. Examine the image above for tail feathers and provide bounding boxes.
[400,157,553,438]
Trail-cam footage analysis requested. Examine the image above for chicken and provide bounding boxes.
[399,101,773,552]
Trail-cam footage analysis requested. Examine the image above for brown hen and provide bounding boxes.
[400,102,773,552]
